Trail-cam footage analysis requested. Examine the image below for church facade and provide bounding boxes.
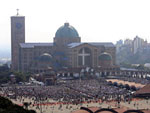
[11,15,116,73]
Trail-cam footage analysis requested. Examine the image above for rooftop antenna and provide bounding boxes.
[16,9,19,16]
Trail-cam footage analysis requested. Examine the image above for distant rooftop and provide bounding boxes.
[68,42,115,48]
[11,15,25,17]
[20,43,53,48]
[120,67,138,71]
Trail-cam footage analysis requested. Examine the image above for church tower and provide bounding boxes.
[11,10,25,71]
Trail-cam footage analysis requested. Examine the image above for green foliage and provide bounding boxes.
[0,64,31,84]
[13,72,26,83]
[0,96,36,113]
[0,64,9,72]
[0,96,13,109]
[0,64,11,84]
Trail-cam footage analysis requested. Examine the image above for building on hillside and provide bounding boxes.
[124,39,132,45]
[116,39,123,53]
[132,36,145,54]
[11,14,116,73]
[116,36,150,55]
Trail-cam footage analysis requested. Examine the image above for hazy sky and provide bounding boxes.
[1,0,150,50]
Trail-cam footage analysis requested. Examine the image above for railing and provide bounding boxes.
[80,107,144,113]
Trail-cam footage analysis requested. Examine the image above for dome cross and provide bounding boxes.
[16,9,19,16]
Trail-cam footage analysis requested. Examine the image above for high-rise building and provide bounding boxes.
[116,40,123,53]
[124,39,132,45]
[132,36,144,54]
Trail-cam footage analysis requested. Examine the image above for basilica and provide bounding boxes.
[11,15,116,73]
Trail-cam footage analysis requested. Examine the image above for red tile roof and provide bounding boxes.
[135,84,150,95]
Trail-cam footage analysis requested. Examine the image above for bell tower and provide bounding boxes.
[11,9,25,71]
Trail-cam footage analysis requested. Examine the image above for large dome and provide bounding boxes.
[99,52,112,61]
[55,22,79,38]
[38,53,52,62]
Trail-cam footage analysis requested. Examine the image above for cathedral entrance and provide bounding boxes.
[78,47,92,67]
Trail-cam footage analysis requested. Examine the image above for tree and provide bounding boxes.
[0,64,11,84]
[0,96,36,113]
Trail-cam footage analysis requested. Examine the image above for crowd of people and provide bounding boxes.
[0,76,150,113]
[117,76,150,85]
[0,79,132,106]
